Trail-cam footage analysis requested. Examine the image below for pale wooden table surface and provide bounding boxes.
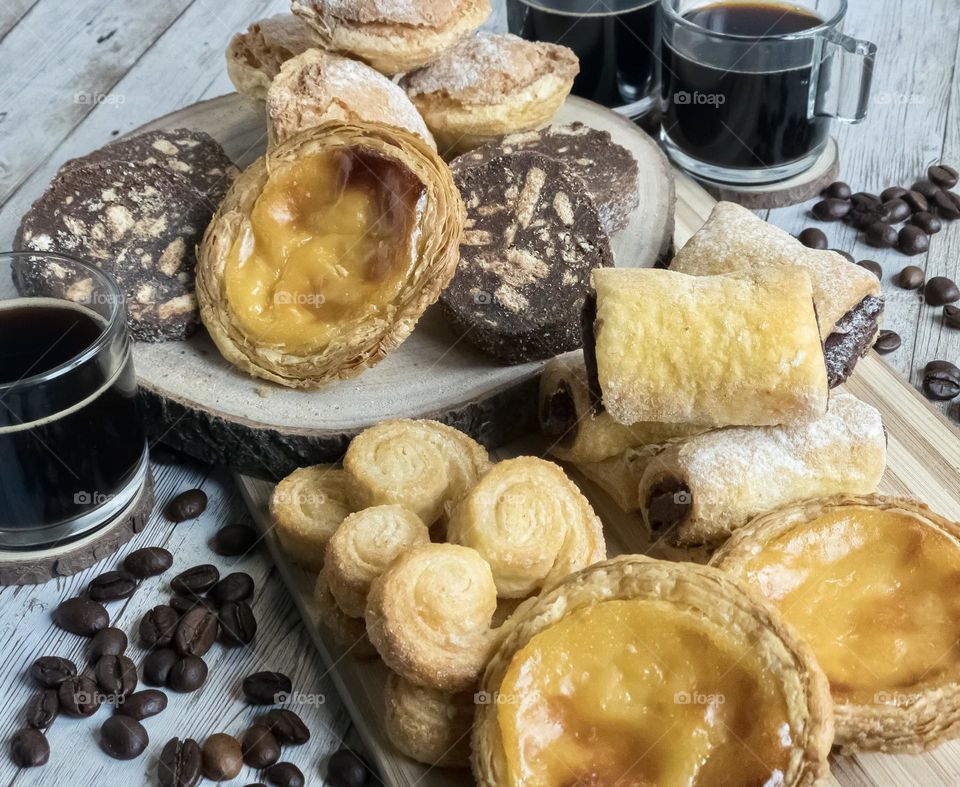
[0,1,958,785]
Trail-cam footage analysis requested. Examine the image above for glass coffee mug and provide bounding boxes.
[0,252,148,549]
[507,0,662,115]
[660,0,876,184]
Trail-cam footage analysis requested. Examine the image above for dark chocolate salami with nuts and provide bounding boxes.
[441,151,613,364]
[450,122,639,234]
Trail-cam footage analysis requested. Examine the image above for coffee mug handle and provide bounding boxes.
[813,30,877,122]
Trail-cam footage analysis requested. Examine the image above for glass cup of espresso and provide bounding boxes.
[507,0,662,116]
[0,252,148,549]
[660,0,876,184]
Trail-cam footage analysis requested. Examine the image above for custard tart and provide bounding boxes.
[712,494,960,753]
[197,121,464,388]
[473,555,833,786]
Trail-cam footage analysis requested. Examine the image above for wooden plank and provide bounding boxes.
[0,0,39,42]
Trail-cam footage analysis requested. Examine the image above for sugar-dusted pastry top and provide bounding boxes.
[402,33,578,105]
[671,201,881,335]
[266,49,435,148]
[300,0,467,27]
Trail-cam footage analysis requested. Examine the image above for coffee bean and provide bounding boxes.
[171,564,220,596]
[902,190,929,213]
[874,330,901,354]
[880,186,908,202]
[266,762,305,787]
[169,595,215,615]
[140,605,179,648]
[201,733,243,781]
[95,654,138,699]
[53,597,109,636]
[58,675,101,717]
[218,601,257,646]
[923,360,960,401]
[911,179,943,199]
[944,305,960,329]
[241,724,281,769]
[10,728,49,768]
[165,489,207,522]
[895,265,925,289]
[821,181,852,200]
[864,221,897,248]
[811,197,851,221]
[846,206,880,229]
[911,211,942,234]
[87,570,137,602]
[797,228,828,249]
[143,648,179,687]
[881,198,910,223]
[124,546,173,578]
[829,248,855,263]
[933,189,960,220]
[167,656,208,693]
[158,737,202,787]
[99,715,148,760]
[86,627,128,666]
[116,689,167,720]
[857,259,882,279]
[25,689,59,729]
[328,748,370,787]
[174,607,219,657]
[850,191,880,209]
[925,276,960,306]
[260,708,310,745]
[213,523,259,556]
[898,225,930,256]
[30,656,77,687]
[208,572,255,606]
[242,672,292,705]
[929,164,959,189]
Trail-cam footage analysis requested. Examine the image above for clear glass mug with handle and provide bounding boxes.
[660,0,876,184]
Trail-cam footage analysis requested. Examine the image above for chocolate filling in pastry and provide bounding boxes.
[580,291,603,411]
[824,295,884,387]
[539,380,578,447]
[646,479,693,535]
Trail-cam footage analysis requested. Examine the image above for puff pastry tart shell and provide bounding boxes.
[712,494,960,753]
[473,555,833,786]
[197,121,464,388]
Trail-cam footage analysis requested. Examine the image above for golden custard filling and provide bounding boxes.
[736,507,960,704]
[496,599,793,787]
[224,148,425,355]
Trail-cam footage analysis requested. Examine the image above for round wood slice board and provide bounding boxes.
[133,94,675,479]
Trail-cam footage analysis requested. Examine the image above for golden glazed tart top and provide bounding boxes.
[473,556,833,787]
[712,494,960,752]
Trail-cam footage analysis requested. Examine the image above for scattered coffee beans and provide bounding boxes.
[929,164,958,189]
[874,330,901,354]
[944,304,960,329]
[10,728,49,768]
[95,654,138,698]
[25,689,59,729]
[895,265,925,289]
[143,648,179,687]
[174,607,220,658]
[857,259,882,279]
[57,675,101,717]
[902,189,929,213]
[880,186,907,202]
[124,546,173,578]
[212,523,258,556]
[202,733,243,781]
[266,761,305,787]
[260,708,310,745]
[100,715,148,760]
[140,605,179,648]
[933,189,960,220]
[911,179,942,199]
[328,747,370,787]
[897,225,930,256]
[171,564,220,596]
[158,737,202,787]
[812,197,850,221]
[30,656,77,688]
[925,276,960,306]
[219,601,257,646]
[169,595,215,616]
[910,211,942,234]
[882,198,910,223]
[53,597,109,636]
[241,724,281,769]
[87,627,128,665]
[87,570,137,602]
[923,360,960,401]
[116,689,167,720]
[864,221,897,248]
[242,672,292,705]
[165,489,208,523]
[208,572,255,606]
[797,227,828,249]
[167,655,208,693]
[822,181,852,199]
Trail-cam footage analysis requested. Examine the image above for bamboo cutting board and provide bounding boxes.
[237,168,960,786]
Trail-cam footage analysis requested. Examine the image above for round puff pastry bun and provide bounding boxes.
[401,33,579,156]
[266,49,435,149]
[473,555,834,787]
[291,0,491,76]
[197,121,464,389]
[712,494,960,754]
[226,14,323,104]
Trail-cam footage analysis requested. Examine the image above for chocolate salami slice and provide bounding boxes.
[442,151,613,364]
[824,295,884,387]
[14,160,212,341]
[62,128,238,209]
[451,122,639,233]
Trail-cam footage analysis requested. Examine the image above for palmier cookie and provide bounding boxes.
[291,0,491,76]
[324,505,430,618]
[366,543,498,692]
[343,419,490,526]
[270,465,353,571]
[441,151,613,364]
[313,567,377,658]
[401,33,578,156]
[266,49,435,149]
[447,457,606,598]
[226,14,324,104]
[384,672,475,768]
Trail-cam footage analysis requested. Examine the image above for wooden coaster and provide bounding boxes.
[0,472,154,586]
[696,137,839,209]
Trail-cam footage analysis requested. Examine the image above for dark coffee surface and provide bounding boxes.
[683,1,821,35]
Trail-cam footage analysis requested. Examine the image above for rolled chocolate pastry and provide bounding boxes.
[539,353,708,464]
[637,391,887,546]
[670,201,883,386]
[587,267,829,427]
[574,447,661,512]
